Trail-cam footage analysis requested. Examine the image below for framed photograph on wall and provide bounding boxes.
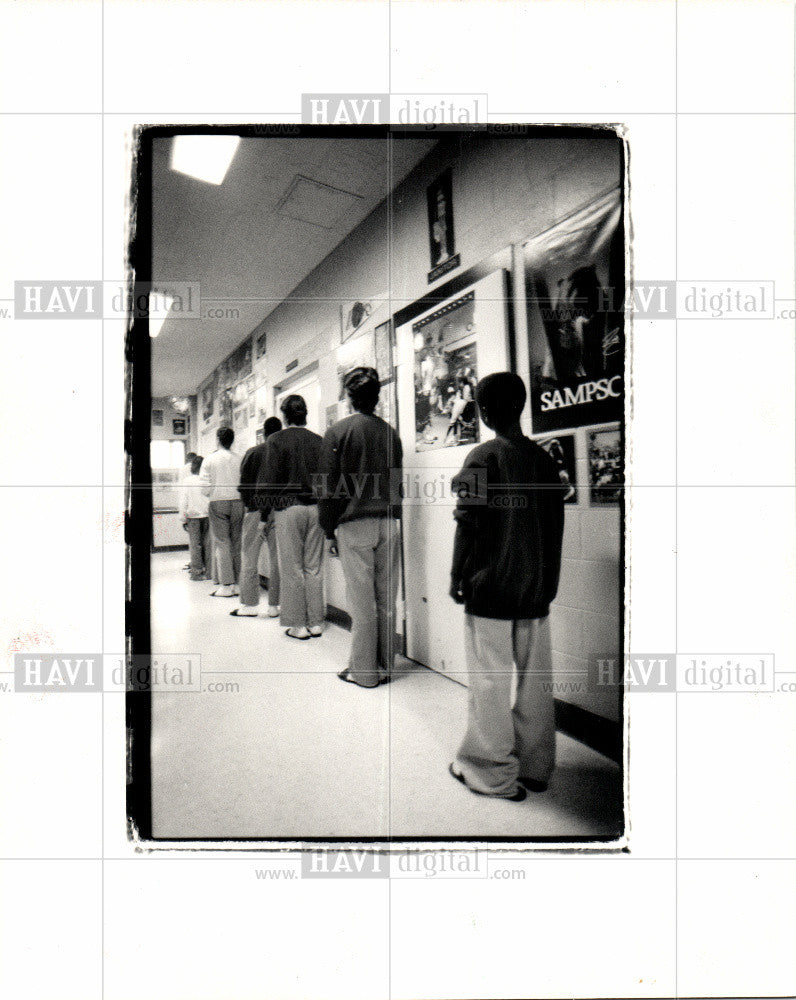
[536,433,578,503]
[152,409,163,427]
[587,425,623,504]
[411,289,478,452]
[172,417,186,436]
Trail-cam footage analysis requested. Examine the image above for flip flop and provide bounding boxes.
[337,669,378,688]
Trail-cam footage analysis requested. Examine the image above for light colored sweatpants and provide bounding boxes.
[274,504,325,629]
[455,614,556,798]
[264,515,280,607]
[208,499,244,586]
[239,510,280,608]
[336,517,400,687]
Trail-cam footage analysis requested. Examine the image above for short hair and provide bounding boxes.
[475,372,526,427]
[217,426,235,448]
[280,394,307,426]
[185,451,198,463]
[190,455,203,475]
[263,416,282,438]
[344,366,380,414]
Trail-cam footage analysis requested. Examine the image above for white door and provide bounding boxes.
[395,269,511,683]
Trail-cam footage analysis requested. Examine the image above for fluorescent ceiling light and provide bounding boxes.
[148,291,173,338]
[171,135,241,185]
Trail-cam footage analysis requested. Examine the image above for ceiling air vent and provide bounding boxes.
[277,175,364,229]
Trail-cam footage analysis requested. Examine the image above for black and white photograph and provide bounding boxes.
[412,291,479,452]
[130,127,626,844]
[587,425,623,505]
[537,433,578,503]
[4,4,796,1000]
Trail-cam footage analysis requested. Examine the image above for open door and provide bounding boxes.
[395,269,512,682]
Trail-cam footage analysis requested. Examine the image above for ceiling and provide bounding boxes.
[150,135,438,396]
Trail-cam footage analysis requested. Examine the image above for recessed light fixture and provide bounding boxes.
[148,291,173,338]
[170,135,240,185]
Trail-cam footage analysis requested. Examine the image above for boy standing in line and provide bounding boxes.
[317,367,403,688]
[257,395,325,641]
[200,426,244,598]
[179,455,210,580]
[448,372,565,802]
[232,416,283,618]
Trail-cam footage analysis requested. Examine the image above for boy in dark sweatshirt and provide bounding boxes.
[449,372,565,802]
[317,367,403,688]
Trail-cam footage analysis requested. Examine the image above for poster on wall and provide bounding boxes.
[255,329,267,360]
[427,167,460,283]
[536,434,578,504]
[374,319,393,382]
[587,425,623,504]
[524,190,624,433]
[201,377,215,422]
[152,409,163,427]
[413,290,478,452]
[218,387,234,427]
[222,339,252,386]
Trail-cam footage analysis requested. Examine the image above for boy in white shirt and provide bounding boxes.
[200,426,244,597]
[180,455,211,581]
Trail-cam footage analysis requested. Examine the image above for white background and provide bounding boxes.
[0,1,795,998]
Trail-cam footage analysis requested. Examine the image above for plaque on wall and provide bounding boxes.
[426,167,460,283]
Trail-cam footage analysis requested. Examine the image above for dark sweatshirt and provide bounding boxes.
[238,442,268,512]
[450,431,565,620]
[316,412,403,539]
[255,425,323,519]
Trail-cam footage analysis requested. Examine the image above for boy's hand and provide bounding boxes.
[449,580,465,604]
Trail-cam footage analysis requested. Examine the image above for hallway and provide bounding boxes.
[151,551,623,841]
